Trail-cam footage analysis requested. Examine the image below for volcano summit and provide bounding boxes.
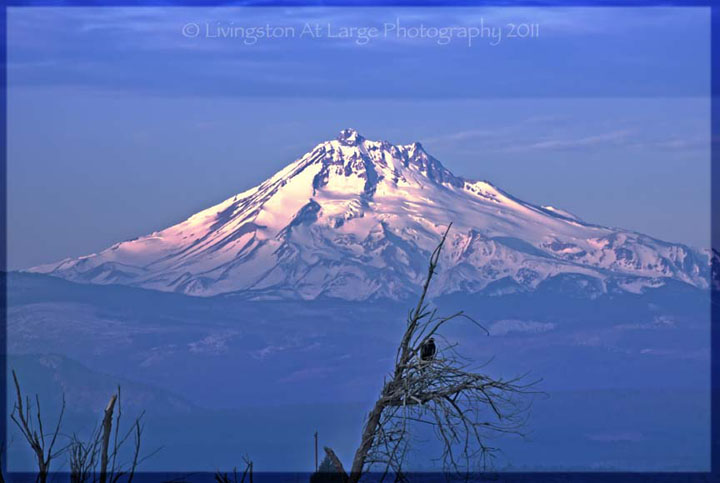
[29,129,712,300]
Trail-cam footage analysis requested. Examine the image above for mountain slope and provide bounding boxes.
[29,129,711,300]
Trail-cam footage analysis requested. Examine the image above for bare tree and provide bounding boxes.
[215,456,253,483]
[69,431,101,483]
[99,394,118,483]
[327,225,537,482]
[69,388,152,483]
[10,369,66,483]
[10,370,151,483]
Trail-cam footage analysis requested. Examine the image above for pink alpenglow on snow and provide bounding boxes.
[29,129,713,300]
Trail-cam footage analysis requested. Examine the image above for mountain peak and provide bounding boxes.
[27,129,712,300]
[337,128,364,146]
[407,141,424,153]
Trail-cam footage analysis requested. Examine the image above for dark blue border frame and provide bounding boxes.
[0,1,716,481]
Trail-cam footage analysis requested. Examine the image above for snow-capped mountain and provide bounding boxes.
[29,129,712,300]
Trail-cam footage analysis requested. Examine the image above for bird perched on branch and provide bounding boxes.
[420,337,436,362]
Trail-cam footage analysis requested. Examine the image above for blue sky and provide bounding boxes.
[7,6,711,269]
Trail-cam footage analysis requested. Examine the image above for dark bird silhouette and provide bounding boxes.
[420,337,436,362]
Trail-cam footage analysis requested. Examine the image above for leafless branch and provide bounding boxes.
[69,428,101,483]
[215,455,253,483]
[68,387,154,483]
[327,224,539,482]
[10,369,66,483]
[100,393,118,483]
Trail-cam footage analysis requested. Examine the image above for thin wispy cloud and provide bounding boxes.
[422,128,498,145]
[511,129,633,152]
[421,115,571,147]
[653,137,709,151]
[424,119,709,156]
